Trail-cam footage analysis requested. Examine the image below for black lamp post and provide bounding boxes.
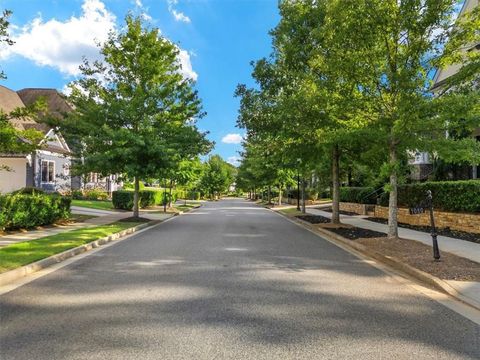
[426,190,441,261]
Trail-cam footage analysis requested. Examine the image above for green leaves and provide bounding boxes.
[58,15,212,181]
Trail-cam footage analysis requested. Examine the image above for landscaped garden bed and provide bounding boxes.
[357,237,480,281]
[321,207,359,216]
[366,217,480,244]
[284,211,479,281]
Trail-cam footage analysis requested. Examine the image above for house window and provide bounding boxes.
[41,160,55,183]
[63,164,70,176]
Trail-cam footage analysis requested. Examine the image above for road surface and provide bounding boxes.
[1,199,479,359]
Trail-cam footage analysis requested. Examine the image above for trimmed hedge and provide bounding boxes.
[340,187,377,204]
[379,180,480,213]
[0,193,71,231]
[112,189,178,210]
[187,191,201,200]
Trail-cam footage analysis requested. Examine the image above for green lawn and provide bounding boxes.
[174,204,197,212]
[68,214,98,222]
[71,199,115,211]
[0,221,142,273]
[279,207,303,216]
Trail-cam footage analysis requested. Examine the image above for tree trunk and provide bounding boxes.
[267,185,271,204]
[278,186,282,206]
[388,144,399,240]
[133,176,140,218]
[301,179,306,214]
[163,179,167,213]
[331,144,340,224]
[168,180,173,208]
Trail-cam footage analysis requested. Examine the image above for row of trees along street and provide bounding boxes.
[235,0,480,239]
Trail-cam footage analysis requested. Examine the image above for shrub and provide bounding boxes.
[112,189,169,210]
[84,188,109,201]
[187,191,201,200]
[0,193,71,231]
[11,187,45,195]
[339,187,377,204]
[379,180,480,213]
[71,190,83,200]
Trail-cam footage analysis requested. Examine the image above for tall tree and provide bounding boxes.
[325,0,480,239]
[55,16,211,217]
[200,155,236,199]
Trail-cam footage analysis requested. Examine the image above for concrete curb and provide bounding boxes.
[275,210,480,311]
[0,220,161,287]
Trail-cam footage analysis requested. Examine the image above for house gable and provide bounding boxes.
[432,0,479,91]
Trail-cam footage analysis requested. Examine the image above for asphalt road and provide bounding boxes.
[1,199,479,359]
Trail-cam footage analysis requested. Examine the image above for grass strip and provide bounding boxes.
[279,208,303,216]
[0,221,142,273]
[71,199,115,211]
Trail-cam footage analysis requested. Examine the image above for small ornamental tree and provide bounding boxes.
[55,16,211,217]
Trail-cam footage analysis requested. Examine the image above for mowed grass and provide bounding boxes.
[0,221,142,273]
[71,199,115,211]
[278,207,303,216]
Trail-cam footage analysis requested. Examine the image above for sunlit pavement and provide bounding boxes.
[0,199,479,359]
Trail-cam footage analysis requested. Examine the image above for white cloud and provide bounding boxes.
[0,0,116,76]
[177,49,197,81]
[1,0,197,82]
[222,133,243,144]
[171,10,191,23]
[227,156,241,167]
[168,0,191,23]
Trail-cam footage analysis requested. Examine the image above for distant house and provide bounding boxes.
[411,0,480,180]
[17,88,122,194]
[0,85,72,193]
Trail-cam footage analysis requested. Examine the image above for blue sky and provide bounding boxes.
[0,0,280,166]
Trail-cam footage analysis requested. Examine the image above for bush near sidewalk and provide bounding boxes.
[379,180,480,213]
[339,187,377,204]
[112,189,181,210]
[0,192,71,231]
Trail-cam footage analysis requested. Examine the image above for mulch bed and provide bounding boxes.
[321,207,359,216]
[296,214,331,224]
[292,213,479,281]
[326,227,387,240]
[366,217,480,244]
[297,214,387,239]
[357,237,480,281]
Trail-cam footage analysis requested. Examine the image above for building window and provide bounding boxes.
[63,164,70,176]
[41,160,55,183]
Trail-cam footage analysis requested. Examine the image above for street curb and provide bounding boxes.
[0,220,161,287]
[274,210,480,311]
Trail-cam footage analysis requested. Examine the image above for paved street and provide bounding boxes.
[1,199,479,359]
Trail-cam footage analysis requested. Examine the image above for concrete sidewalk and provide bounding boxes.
[306,208,480,264]
[0,207,174,247]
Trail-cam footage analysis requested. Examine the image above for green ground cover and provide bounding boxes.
[71,199,115,211]
[0,221,142,273]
